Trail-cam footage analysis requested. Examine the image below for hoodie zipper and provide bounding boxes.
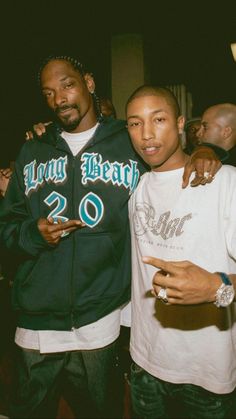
[70,155,76,329]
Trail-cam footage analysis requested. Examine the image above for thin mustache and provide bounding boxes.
[55,105,78,115]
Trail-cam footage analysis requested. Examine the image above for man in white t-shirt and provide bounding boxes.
[126,85,236,418]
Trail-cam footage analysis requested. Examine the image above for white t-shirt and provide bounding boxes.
[15,306,127,353]
[129,166,236,394]
[15,123,130,353]
[61,124,99,156]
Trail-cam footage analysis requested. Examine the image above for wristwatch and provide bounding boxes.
[214,272,235,308]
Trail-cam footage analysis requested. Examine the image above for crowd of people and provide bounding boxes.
[0,54,235,419]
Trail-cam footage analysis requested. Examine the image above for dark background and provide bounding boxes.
[1,0,235,165]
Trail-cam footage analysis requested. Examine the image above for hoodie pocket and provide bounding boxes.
[73,231,126,299]
[14,243,72,312]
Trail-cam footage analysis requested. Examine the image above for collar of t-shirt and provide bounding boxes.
[61,123,99,156]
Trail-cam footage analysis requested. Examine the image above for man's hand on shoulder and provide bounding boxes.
[182,146,222,188]
[25,121,52,140]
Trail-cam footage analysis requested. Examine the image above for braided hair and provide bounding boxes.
[38,54,103,122]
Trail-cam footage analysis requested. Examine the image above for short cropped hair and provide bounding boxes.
[126,85,181,118]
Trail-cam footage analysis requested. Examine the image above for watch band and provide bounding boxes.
[217,272,232,285]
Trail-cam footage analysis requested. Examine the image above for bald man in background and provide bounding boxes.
[197,103,236,166]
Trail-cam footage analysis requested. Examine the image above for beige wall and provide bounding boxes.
[111,33,192,126]
[111,34,147,120]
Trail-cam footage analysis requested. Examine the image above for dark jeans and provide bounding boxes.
[131,362,236,419]
[10,340,122,419]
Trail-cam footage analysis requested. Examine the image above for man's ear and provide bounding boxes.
[177,115,185,134]
[223,125,232,139]
[84,73,95,94]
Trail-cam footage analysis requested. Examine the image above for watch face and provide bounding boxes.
[219,286,235,307]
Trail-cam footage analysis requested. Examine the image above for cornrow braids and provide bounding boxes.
[37,54,86,85]
[91,91,103,123]
[38,54,104,123]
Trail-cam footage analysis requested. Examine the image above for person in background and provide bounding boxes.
[100,97,117,118]
[197,103,236,166]
[0,54,222,418]
[126,85,236,419]
[183,117,201,155]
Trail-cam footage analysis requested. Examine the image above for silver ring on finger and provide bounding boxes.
[157,287,168,304]
[203,171,213,180]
